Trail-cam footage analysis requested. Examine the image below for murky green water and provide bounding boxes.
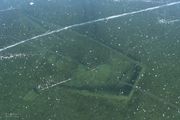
[0,0,180,119]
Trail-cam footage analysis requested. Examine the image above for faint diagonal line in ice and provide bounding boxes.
[118,81,180,113]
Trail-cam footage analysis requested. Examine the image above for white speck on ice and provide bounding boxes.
[178,96,180,99]
[112,0,120,2]
[178,109,180,113]
[29,2,34,6]
[142,109,146,113]
[89,50,93,53]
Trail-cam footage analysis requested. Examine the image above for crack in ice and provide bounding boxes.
[0,1,180,53]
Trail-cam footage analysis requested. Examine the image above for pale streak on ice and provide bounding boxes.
[40,78,72,91]
[0,1,180,53]
[0,7,15,12]
[0,53,27,60]
[168,19,180,23]
[158,18,180,24]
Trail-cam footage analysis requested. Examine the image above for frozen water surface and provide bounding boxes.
[0,0,180,120]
